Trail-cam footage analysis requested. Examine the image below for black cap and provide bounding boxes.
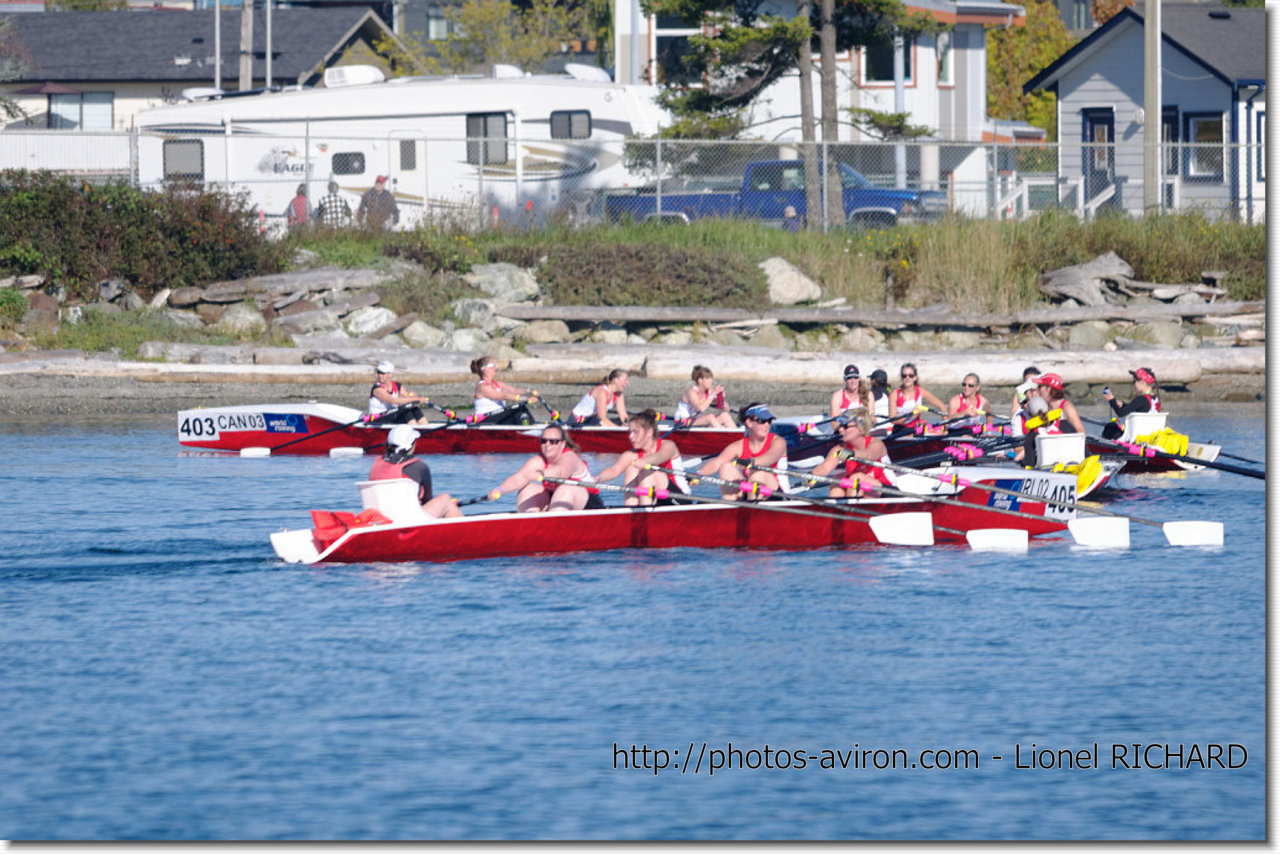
[870,369,888,385]
[843,364,860,380]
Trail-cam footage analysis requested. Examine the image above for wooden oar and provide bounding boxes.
[649,463,947,544]
[239,404,409,457]
[541,476,932,546]
[743,462,1035,551]
[1089,434,1263,480]
[834,452,1224,549]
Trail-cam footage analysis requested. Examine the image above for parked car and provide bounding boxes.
[605,159,949,227]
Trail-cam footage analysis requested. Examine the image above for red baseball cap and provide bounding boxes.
[1130,367,1156,384]
[375,174,387,183]
[1033,373,1064,391]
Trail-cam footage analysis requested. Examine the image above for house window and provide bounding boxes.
[863,36,913,84]
[466,112,508,165]
[1183,113,1223,181]
[332,152,366,175]
[48,91,113,130]
[1070,0,1092,30]
[1162,107,1178,175]
[162,139,203,181]
[399,139,416,171]
[935,32,952,86]
[550,110,590,139]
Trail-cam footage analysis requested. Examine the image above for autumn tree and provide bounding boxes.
[1090,0,1132,26]
[987,0,1076,139]
[377,0,590,76]
[0,18,27,122]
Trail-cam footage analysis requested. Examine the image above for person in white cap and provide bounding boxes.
[369,425,461,518]
[369,361,429,425]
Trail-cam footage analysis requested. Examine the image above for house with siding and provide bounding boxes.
[1023,3,1265,223]
[2,7,404,131]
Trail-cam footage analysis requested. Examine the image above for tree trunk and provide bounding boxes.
[819,0,845,228]
[796,0,821,227]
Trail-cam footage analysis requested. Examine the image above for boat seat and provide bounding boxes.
[356,479,430,525]
[1119,411,1168,442]
[1035,432,1086,467]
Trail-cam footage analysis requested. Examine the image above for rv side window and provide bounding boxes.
[332,152,366,175]
[399,139,417,171]
[550,110,591,139]
[163,140,204,181]
[466,113,508,165]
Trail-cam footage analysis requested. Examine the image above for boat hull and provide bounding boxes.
[273,485,1070,566]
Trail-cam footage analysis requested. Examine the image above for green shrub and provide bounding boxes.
[0,288,26,326]
[383,225,484,273]
[537,242,765,308]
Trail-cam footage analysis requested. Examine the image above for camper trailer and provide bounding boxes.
[135,64,668,229]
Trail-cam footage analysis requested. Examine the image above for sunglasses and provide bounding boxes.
[962,382,978,388]
[747,417,774,424]
[540,437,565,444]
[901,373,916,379]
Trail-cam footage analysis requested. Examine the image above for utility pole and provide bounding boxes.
[239,0,254,92]
[1142,0,1162,213]
[214,0,221,91]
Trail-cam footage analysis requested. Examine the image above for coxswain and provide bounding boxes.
[595,409,685,506]
[809,408,892,498]
[674,365,736,428]
[369,425,462,518]
[947,372,993,428]
[1033,372,1085,434]
[368,361,429,425]
[486,425,603,512]
[471,355,537,425]
[570,369,630,427]
[1101,366,1161,439]
[1010,379,1041,437]
[1008,396,1053,466]
[1009,365,1041,422]
[888,362,946,428]
[698,403,786,500]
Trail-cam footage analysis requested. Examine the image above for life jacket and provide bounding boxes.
[1023,407,1064,435]
[368,380,401,415]
[369,456,428,503]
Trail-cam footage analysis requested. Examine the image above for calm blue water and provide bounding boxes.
[0,408,1264,840]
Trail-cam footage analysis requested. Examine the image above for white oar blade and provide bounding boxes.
[1162,521,1224,547]
[329,447,365,458]
[966,528,1029,552]
[1068,517,1130,549]
[869,512,935,546]
[240,447,271,458]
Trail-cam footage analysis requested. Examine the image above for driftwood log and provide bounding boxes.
[1036,251,1135,306]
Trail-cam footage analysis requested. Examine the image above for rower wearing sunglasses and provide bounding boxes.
[486,425,602,512]
[698,403,787,501]
[887,362,946,429]
[947,373,993,429]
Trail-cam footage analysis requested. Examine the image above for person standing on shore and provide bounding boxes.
[285,184,308,229]
[357,175,399,230]
[316,181,352,227]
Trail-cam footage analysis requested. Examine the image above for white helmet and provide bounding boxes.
[1027,396,1050,417]
[387,424,419,452]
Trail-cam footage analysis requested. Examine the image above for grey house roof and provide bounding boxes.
[5,7,403,86]
[1025,4,1265,93]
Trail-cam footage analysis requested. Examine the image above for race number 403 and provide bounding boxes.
[179,411,268,441]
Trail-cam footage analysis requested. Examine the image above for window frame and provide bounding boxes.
[860,35,915,87]
[162,139,204,181]
[331,152,366,176]
[1181,112,1224,183]
[550,110,591,140]
[466,112,509,166]
[47,91,114,130]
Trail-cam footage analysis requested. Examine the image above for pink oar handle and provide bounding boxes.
[739,482,774,498]
[635,486,670,500]
[837,477,861,490]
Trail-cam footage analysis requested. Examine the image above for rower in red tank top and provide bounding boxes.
[699,403,786,500]
[888,362,946,430]
[810,408,891,498]
[596,409,683,506]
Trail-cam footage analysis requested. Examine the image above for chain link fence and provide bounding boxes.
[0,130,1264,230]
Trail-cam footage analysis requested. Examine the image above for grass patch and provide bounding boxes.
[28,309,287,358]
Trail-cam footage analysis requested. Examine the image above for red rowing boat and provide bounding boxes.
[269,470,1074,565]
[178,403,751,456]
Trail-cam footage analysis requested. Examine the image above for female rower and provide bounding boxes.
[570,369,630,427]
[368,360,429,425]
[369,425,462,518]
[471,355,538,425]
[1101,366,1161,439]
[1009,365,1041,421]
[1033,372,1086,434]
[887,362,946,428]
[698,403,787,500]
[486,425,603,512]
[809,408,892,498]
[869,369,891,422]
[947,372,993,428]
[674,365,736,428]
[829,364,875,420]
[595,409,684,506]
[1011,380,1041,437]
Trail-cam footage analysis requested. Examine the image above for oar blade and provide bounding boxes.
[1162,520,1224,547]
[1068,517,1130,549]
[966,528,1029,552]
[240,447,271,458]
[868,512,935,546]
[329,447,365,458]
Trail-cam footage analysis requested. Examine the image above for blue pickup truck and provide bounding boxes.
[605,159,949,228]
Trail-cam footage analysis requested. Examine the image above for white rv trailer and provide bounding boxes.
[135,64,668,229]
